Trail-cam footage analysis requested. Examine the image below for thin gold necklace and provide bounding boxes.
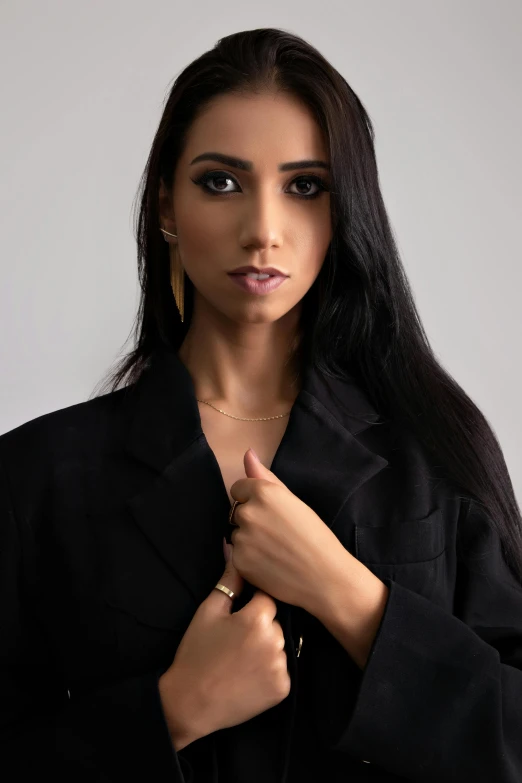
[195,398,291,422]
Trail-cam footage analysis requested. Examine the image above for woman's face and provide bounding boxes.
[160,90,332,325]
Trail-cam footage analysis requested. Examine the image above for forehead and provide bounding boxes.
[182,91,328,165]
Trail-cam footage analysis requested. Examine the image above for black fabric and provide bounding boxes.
[1,347,522,781]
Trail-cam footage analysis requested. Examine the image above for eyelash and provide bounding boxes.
[191,170,329,200]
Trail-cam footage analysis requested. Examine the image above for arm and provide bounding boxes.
[0,453,194,783]
[309,498,522,782]
[310,554,390,670]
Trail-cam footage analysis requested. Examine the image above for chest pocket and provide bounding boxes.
[355,507,445,564]
[355,508,448,604]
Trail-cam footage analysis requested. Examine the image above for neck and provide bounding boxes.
[177,319,302,418]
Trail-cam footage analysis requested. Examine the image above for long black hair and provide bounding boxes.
[92,27,522,584]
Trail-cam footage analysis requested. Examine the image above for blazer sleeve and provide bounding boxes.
[330,496,522,782]
[0,454,195,783]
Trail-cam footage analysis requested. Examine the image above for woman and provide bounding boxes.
[1,27,521,783]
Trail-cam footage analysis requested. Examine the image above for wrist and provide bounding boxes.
[158,668,202,751]
[306,546,380,626]
[311,552,390,670]
[303,544,359,620]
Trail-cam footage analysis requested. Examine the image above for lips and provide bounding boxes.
[228,272,289,295]
[228,266,288,276]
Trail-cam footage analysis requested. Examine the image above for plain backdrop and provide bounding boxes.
[1,0,520,501]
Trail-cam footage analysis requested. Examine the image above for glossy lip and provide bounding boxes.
[228,273,288,295]
[228,265,289,276]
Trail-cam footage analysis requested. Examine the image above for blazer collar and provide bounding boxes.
[123,347,388,608]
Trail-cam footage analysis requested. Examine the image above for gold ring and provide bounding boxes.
[228,499,241,527]
[214,583,235,599]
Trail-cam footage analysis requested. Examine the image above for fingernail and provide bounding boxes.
[250,448,260,461]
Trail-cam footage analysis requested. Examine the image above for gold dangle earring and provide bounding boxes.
[160,227,184,323]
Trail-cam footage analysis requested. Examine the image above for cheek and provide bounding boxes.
[173,184,232,255]
[296,200,331,252]
[176,205,218,257]
[296,228,331,281]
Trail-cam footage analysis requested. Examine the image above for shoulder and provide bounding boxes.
[0,385,134,482]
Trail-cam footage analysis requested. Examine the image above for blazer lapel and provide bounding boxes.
[123,348,388,610]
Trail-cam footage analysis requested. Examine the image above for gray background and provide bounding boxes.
[1,1,520,501]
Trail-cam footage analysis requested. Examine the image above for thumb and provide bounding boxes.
[206,538,245,613]
[244,448,286,488]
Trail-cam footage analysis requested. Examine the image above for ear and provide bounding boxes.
[159,178,176,232]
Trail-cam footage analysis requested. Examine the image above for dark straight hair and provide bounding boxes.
[92,27,522,584]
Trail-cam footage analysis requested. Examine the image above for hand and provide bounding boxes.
[158,543,291,746]
[228,449,348,616]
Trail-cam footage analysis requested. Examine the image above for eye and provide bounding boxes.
[191,170,329,200]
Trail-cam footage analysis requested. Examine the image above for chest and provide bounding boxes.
[198,407,290,505]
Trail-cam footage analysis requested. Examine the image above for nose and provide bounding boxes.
[240,186,284,252]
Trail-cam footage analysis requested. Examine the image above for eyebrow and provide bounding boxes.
[189,152,330,172]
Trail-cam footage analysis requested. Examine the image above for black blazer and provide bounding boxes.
[1,348,522,782]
